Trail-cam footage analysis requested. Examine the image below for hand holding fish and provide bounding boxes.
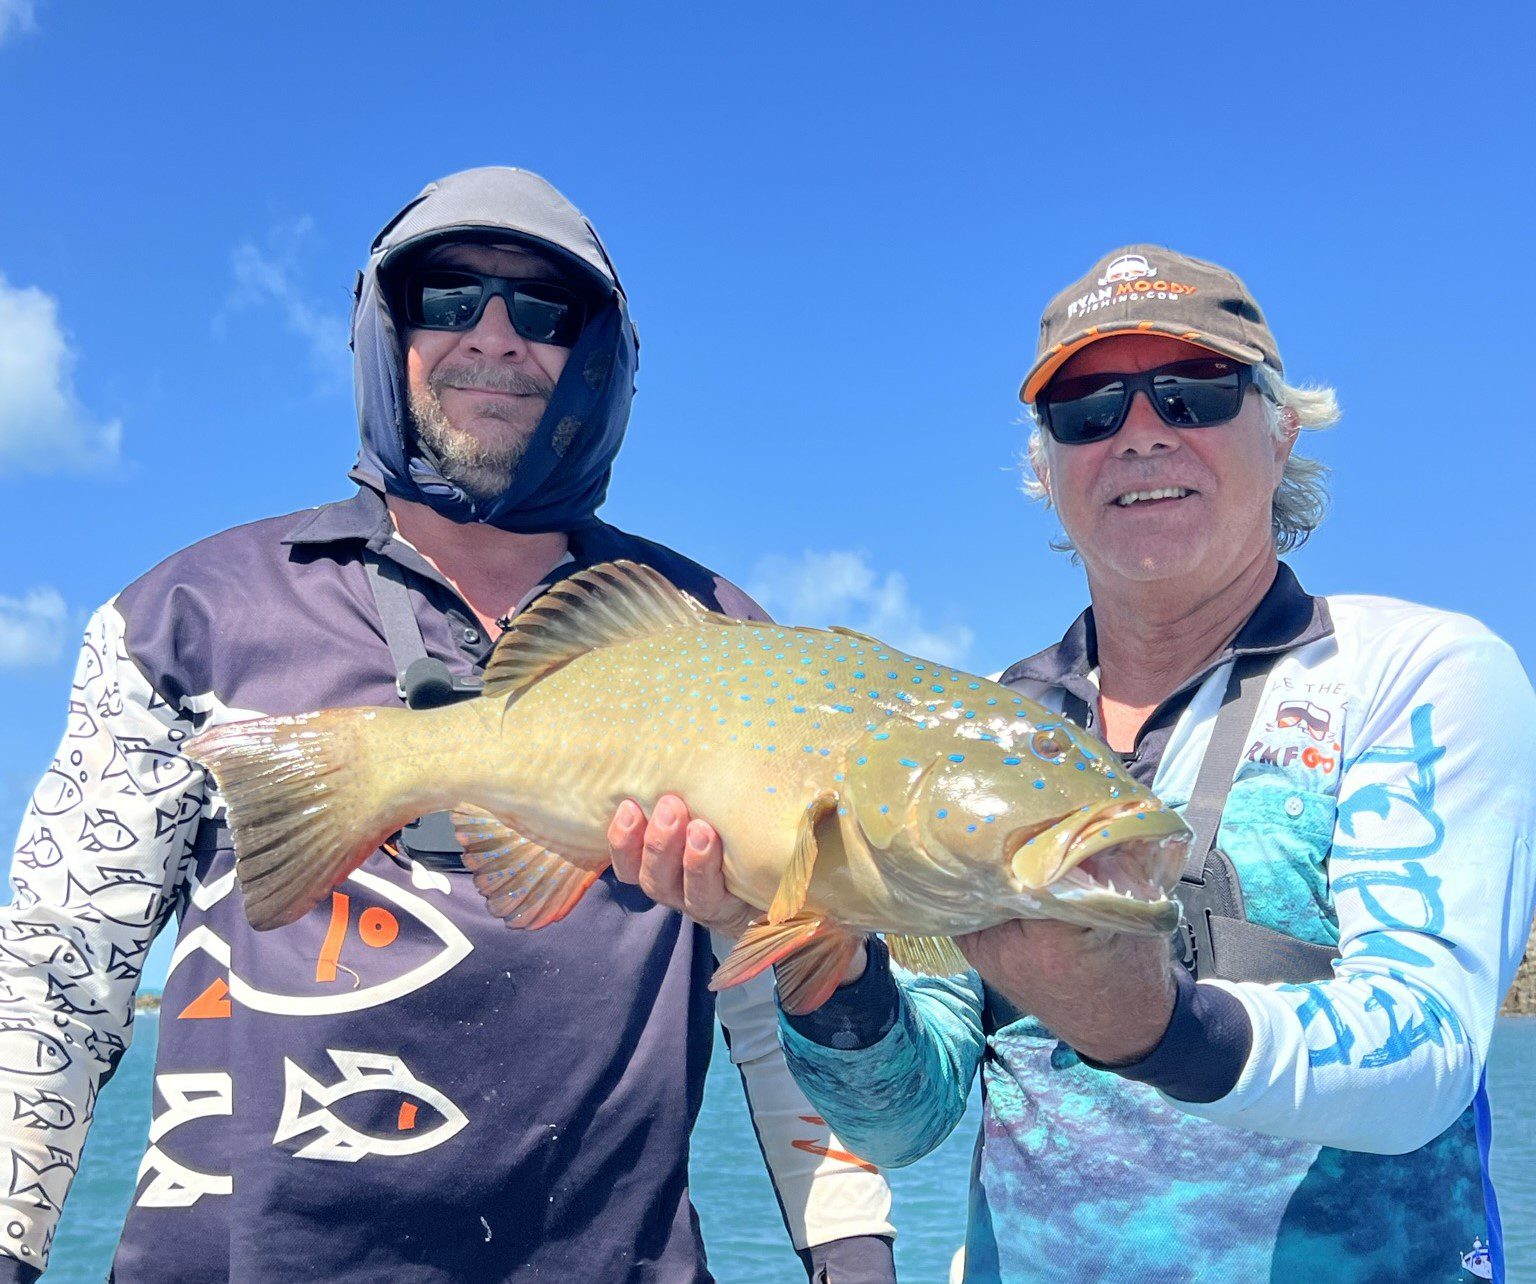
[609,796,871,984]
[957,920,1177,1065]
[607,795,759,939]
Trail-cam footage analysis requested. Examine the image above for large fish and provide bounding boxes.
[186,561,1191,1013]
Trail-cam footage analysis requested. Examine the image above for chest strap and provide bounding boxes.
[363,552,481,869]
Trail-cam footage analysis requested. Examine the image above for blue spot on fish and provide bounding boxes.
[1003,757,1020,766]
[948,754,965,763]
[1033,780,1045,790]
[899,758,919,768]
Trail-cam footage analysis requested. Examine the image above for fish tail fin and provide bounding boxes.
[185,708,418,931]
[710,913,865,1015]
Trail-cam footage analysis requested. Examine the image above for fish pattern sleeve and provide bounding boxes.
[709,933,897,1262]
[0,602,206,1274]
[776,939,987,1168]
[1161,628,1536,1153]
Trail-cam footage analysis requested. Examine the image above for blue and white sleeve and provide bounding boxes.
[1168,628,1536,1152]
[776,939,987,1168]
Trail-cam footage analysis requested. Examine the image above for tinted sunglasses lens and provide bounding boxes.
[1043,377,1127,443]
[510,283,582,347]
[1151,361,1243,426]
[413,272,485,328]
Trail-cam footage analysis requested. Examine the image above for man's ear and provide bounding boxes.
[1274,405,1300,469]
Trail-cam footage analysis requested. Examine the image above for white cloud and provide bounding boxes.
[748,550,974,667]
[0,587,68,668]
[0,0,37,47]
[0,273,123,473]
[228,217,351,382]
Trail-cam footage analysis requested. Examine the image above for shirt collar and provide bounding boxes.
[999,562,1332,691]
[281,482,394,550]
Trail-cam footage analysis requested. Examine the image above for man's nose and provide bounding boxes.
[1112,390,1180,456]
[459,295,525,359]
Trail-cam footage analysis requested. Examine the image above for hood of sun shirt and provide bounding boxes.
[350,166,639,532]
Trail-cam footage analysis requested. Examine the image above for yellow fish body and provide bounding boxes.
[188,561,1191,1012]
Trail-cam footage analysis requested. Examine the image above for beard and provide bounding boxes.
[407,361,555,502]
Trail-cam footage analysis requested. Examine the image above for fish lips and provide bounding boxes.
[1008,800,1191,933]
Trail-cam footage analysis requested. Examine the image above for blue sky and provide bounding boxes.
[2,2,1530,985]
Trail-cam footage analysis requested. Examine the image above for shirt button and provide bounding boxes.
[462,627,481,646]
[1284,796,1305,819]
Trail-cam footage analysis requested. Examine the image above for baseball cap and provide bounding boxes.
[1019,245,1283,404]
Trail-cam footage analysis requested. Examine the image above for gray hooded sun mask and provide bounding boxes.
[350,166,639,532]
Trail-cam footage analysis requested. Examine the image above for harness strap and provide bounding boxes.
[362,551,477,869]
[1181,657,1271,879]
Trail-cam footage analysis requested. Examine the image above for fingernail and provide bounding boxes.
[657,798,679,826]
[618,800,640,828]
[687,821,710,851]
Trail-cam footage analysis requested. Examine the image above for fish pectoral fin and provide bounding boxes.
[452,809,607,930]
[885,933,969,977]
[768,792,839,924]
[710,913,865,1015]
[481,560,706,701]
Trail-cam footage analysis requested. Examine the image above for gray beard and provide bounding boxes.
[408,362,554,502]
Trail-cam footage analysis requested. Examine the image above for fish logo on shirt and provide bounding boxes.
[61,864,163,930]
[8,1145,76,1212]
[136,1072,234,1208]
[78,809,138,853]
[12,1090,76,1132]
[167,869,472,1017]
[0,926,94,983]
[0,1023,73,1077]
[275,1049,467,1162]
[14,829,62,870]
[30,770,84,818]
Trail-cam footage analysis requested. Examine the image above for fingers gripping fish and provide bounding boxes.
[186,561,1191,1013]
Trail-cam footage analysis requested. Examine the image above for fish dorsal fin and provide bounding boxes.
[482,560,706,700]
[827,624,887,650]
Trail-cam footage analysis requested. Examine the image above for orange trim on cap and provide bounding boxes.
[1020,327,1255,403]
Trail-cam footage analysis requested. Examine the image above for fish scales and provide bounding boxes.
[188,561,1193,1013]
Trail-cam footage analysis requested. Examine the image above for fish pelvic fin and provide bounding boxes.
[454,808,606,929]
[710,913,864,1016]
[768,791,838,924]
[185,709,415,931]
[885,934,968,977]
[481,560,707,702]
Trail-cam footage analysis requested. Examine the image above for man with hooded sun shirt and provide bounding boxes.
[619,247,1536,1282]
[0,168,896,1282]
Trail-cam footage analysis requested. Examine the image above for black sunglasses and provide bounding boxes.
[1038,357,1260,445]
[399,269,587,348]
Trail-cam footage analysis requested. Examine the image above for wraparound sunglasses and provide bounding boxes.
[1038,357,1265,445]
[399,269,587,348]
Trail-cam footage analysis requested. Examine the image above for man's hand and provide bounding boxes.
[607,796,759,938]
[607,797,870,986]
[956,919,1177,1065]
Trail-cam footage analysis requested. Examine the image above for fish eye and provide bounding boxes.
[1031,728,1072,760]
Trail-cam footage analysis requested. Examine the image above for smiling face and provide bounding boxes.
[401,242,576,501]
[1039,333,1294,589]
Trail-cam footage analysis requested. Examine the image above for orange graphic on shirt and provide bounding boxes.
[177,977,231,1020]
[316,891,402,983]
[792,1115,880,1174]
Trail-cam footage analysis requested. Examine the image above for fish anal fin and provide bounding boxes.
[711,913,864,1014]
[885,933,968,977]
[452,808,608,930]
[768,792,838,924]
[482,560,706,701]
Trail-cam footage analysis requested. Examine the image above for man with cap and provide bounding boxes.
[622,246,1536,1280]
[0,168,896,1282]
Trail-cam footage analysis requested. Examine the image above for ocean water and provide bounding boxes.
[40,1015,1536,1282]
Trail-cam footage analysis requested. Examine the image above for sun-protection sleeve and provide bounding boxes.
[0,602,206,1275]
[709,932,897,1264]
[1153,626,1536,1153]
[776,939,986,1169]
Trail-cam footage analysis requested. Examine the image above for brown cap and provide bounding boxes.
[1019,245,1283,404]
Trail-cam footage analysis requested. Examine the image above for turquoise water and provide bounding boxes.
[40,1014,1536,1282]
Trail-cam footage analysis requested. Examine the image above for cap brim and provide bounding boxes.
[1019,323,1267,404]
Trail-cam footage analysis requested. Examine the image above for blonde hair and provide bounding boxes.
[1021,363,1340,553]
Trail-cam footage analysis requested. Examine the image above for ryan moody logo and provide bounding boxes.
[1066,254,1199,319]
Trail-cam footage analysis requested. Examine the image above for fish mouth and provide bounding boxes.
[1009,800,1191,935]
